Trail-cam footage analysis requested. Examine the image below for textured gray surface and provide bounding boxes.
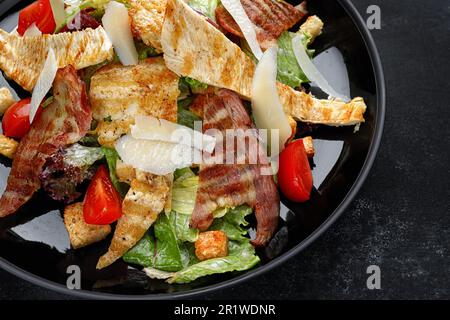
[0,0,449,300]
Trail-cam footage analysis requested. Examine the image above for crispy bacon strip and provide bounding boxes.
[190,89,279,246]
[216,0,306,49]
[0,66,92,217]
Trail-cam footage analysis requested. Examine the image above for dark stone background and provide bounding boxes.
[0,0,449,300]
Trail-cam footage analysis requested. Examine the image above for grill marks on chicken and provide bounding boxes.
[161,0,366,127]
[0,66,92,217]
[190,89,279,246]
[216,0,306,49]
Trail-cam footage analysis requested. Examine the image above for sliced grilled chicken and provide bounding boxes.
[89,57,179,146]
[96,174,171,269]
[161,0,366,126]
[129,0,167,52]
[0,27,113,91]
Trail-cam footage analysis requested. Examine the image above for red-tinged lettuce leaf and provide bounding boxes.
[40,144,104,203]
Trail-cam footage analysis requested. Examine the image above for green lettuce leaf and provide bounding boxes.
[167,205,259,284]
[169,211,199,242]
[180,77,208,92]
[63,144,104,168]
[177,105,201,130]
[135,41,159,60]
[188,0,218,21]
[209,205,253,241]
[277,31,313,88]
[100,147,129,197]
[171,168,199,215]
[168,239,259,284]
[123,214,185,272]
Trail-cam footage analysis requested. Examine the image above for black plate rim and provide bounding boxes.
[0,0,385,299]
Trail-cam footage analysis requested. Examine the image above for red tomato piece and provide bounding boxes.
[18,0,56,35]
[278,139,313,202]
[83,165,122,225]
[2,98,38,138]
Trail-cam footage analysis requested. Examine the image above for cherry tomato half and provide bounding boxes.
[1,98,42,139]
[18,0,56,36]
[278,139,313,202]
[83,165,122,225]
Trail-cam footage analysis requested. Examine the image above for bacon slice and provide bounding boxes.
[0,66,92,217]
[190,89,279,247]
[216,0,306,49]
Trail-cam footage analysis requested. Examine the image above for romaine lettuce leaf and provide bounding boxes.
[277,31,312,88]
[123,214,185,272]
[171,168,199,215]
[135,41,159,60]
[180,76,208,92]
[64,143,104,167]
[188,0,219,21]
[177,104,201,130]
[167,239,259,284]
[100,147,129,197]
[209,205,253,241]
[167,205,259,284]
[169,211,199,242]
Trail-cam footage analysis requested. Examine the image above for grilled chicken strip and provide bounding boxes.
[96,173,171,269]
[89,57,179,146]
[0,66,92,217]
[190,89,280,247]
[0,27,113,91]
[161,0,366,126]
[129,0,167,52]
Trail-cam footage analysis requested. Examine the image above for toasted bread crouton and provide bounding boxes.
[302,136,315,158]
[0,134,18,159]
[0,87,16,115]
[287,115,297,142]
[195,230,229,261]
[299,15,324,43]
[96,175,170,269]
[64,202,111,249]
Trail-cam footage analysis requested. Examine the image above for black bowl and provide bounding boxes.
[0,0,385,299]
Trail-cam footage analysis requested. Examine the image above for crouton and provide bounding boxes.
[302,136,315,158]
[63,202,111,249]
[0,134,18,159]
[195,230,229,261]
[287,116,297,143]
[0,87,16,115]
[299,15,324,43]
